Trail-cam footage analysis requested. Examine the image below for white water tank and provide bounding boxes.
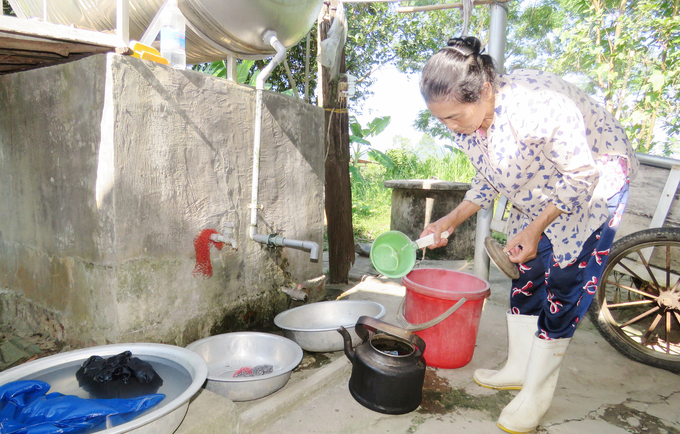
[8,0,324,63]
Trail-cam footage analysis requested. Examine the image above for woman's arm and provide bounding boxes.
[420,200,482,248]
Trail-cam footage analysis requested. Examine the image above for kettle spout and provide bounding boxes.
[337,326,355,361]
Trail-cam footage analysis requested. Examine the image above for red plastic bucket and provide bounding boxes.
[401,268,490,369]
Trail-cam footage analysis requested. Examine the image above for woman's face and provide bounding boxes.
[427,98,489,135]
[426,83,495,135]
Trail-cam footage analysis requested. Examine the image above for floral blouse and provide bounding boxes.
[451,70,639,267]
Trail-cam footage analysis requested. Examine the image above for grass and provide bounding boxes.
[351,148,477,243]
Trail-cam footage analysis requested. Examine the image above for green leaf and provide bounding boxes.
[630,110,646,125]
[350,121,364,137]
[367,116,391,137]
[351,136,371,146]
[349,164,364,183]
[237,60,256,85]
[367,149,395,171]
[209,61,225,78]
[649,70,665,92]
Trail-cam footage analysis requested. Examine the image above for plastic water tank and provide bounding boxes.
[7,0,324,63]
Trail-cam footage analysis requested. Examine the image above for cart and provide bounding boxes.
[587,153,680,374]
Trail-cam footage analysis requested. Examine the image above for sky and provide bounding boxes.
[353,66,430,153]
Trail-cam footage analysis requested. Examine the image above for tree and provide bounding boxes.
[544,0,679,154]
[412,0,680,156]
[319,0,354,284]
[2,0,14,15]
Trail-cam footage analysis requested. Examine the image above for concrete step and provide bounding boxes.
[175,353,352,434]
[238,356,351,434]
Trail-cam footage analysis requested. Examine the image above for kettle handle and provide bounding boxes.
[356,316,426,357]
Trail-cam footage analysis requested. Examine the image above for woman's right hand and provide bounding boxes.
[420,219,455,248]
[420,200,482,249]
[419,201,481,248]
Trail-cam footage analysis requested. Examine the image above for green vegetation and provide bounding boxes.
[351,146,476,243]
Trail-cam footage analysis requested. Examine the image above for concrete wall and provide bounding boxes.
[616,162,680,239]
[0,54,325,347]
[385,180,476,260]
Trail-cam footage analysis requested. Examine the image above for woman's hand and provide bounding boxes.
[503,225,542,264]
[503,202,564,264]
[419,200,482,248]
[420,220,455,248]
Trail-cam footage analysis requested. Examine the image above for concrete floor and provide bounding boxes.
[176,255,680,434]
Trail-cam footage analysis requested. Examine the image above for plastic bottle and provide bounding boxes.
[160,0,186,69]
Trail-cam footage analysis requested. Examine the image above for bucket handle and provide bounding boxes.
[397,297,466,332]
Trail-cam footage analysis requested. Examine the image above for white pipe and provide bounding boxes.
[140,0,168,46]
[254,234,319,261]
[248,31,320,261]
[116,0,130,45]
[250,31,287,241]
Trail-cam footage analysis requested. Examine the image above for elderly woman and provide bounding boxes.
[419,36,638,433]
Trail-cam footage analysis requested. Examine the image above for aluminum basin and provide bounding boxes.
[0,343,208,434]
[274,300,387,352]
[186,332,303,402]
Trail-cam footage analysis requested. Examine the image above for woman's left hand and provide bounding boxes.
[503,202,564,264]
[503,225,542,264]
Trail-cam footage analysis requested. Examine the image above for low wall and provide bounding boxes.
[0,54,325,347]
[385,180,475,260]
[616,159,680,239]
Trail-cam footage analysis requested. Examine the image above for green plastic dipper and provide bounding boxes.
[370,230,450,278]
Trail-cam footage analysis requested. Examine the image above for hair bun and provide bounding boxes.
[446,36,482,55]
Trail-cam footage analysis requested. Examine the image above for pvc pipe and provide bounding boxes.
[253,234,319,261]
[276,236,319,261]
[250,31,287,241]
[248,31,320,262]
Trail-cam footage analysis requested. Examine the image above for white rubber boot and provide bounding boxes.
[497,335,571,433]
[473,311,537,390]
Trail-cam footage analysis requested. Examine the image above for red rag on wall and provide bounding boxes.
[193,229,225,279]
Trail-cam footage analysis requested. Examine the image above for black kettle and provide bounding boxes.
[338,315,426,415]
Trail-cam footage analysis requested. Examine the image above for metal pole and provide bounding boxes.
[225,55,237,81]
[396,0,510,13]
[304,31,311,102]
[488,1,508,73]
[473,1,508,281]
[116,0,129,45]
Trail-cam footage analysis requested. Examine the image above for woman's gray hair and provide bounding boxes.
[420,36,497,104]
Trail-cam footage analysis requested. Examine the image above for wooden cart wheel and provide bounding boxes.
[587,228,680,374]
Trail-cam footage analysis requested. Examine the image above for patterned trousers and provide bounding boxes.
[510,182,630,339]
